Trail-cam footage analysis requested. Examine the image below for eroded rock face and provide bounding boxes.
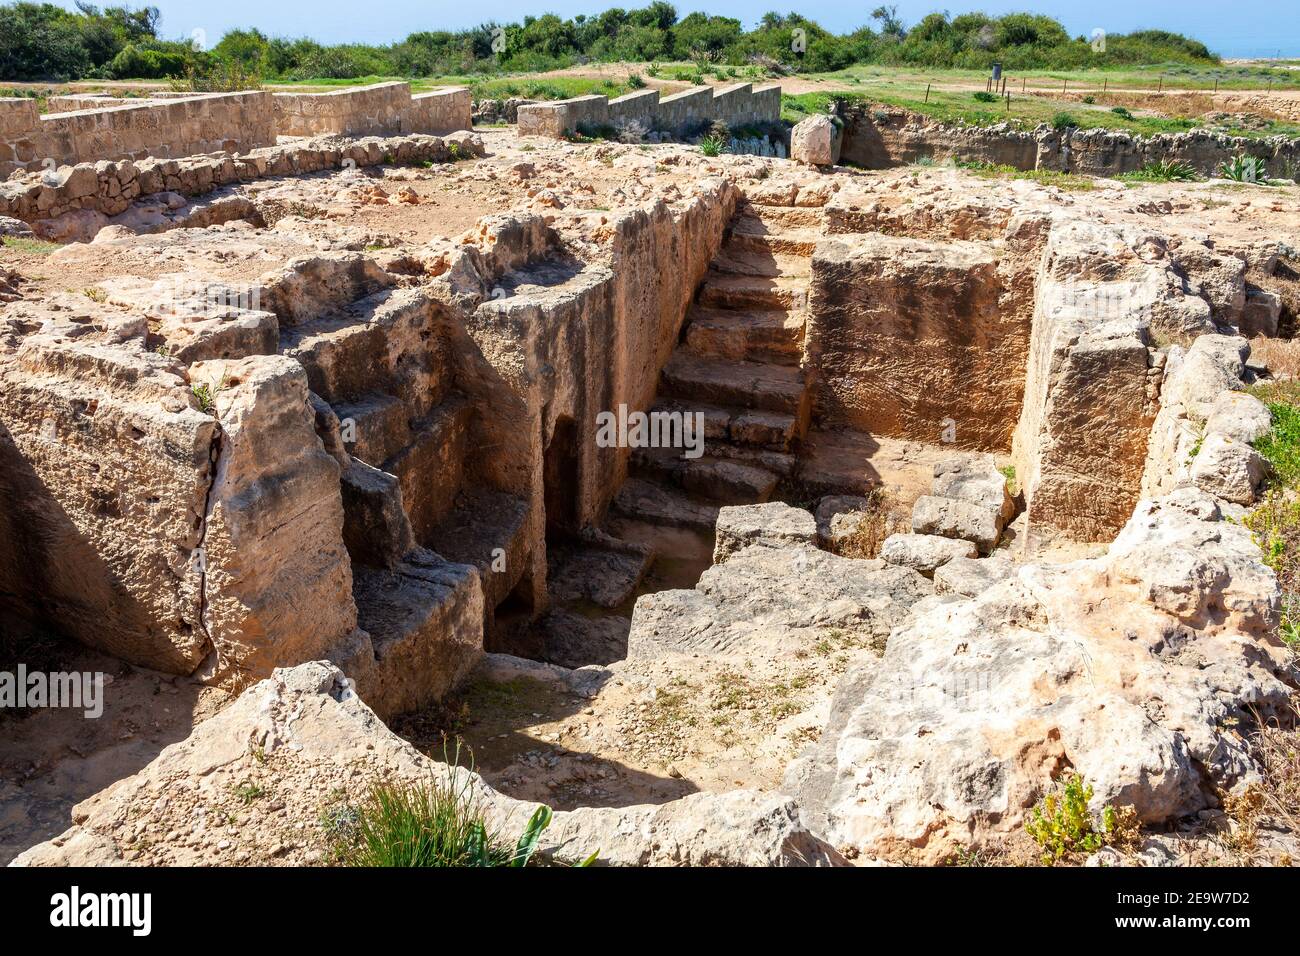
[787,488,1291,863]
[879,532,976,576]
[1012,220,1162,541]
[0,334,215,673]
[1142,335,1270,508]
[190,356,358,683]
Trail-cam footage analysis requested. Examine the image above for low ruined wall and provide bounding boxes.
[273,82,472,138]
[404,88,473,135]
[0,84,472,179]
[273,81,409,137]
[841,103,1300,177]
[0,92,275,178]
[517,82,781,139]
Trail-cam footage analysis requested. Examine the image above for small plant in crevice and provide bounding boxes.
[1024,772,1139,864]
[233,781,266,805]
[998,464,1018,496]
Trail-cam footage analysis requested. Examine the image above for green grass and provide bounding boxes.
[340,769,557,868]
[265,72,637,103]
[1,237,61,254]
[806,63,1300,94]
[950,160,1095,191]
[1255,401,1300,488]
[1245,385,1300,649]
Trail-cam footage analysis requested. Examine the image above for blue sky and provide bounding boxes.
[62,1,1300,58]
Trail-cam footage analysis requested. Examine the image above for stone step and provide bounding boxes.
[630,446,779,504]
[340,459,415,570]
[281,312,387,404]
[729,216,822,257]
[683,305,804,366]
[332,392,409,467]
[660,351,807,416]
[351,546,482,717]
[611,477,720,533]
[711,242,810,280]
[383,396,472,544]
[704,439,799,477]
[546,539,654,610]
[651,398,801,452]
[698,271,808,311]
[425,488,531,612]
[736,201,827,229]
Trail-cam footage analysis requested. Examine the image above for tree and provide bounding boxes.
[871,5,905,40]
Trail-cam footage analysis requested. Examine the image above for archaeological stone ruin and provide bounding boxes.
[0,77,1298,873]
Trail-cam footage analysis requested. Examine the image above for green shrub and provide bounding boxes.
[627,72,645,89]
[1025,773,1136,863]
[1245,490,1300,648]
[972,90,997,103]
[1051,111,1079,131]
[1219,154,1271,184]
[1118,159,1199,182]
[1111,106,1134,120]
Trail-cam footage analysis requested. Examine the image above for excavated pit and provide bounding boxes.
[3,132,1299,865]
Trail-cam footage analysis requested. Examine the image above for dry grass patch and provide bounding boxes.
[835,487,910,559]
[1249,337,1300,383]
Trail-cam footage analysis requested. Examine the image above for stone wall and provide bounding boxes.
[517,82,782,139]
[404,88,474,135]
[273,82,472,138]
[0,92,276,178]
[840,103,1300,177]
[0,84,473,178]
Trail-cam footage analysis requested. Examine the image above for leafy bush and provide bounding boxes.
[972,90,997,103]
[1118,159,1199,182]
[1025,773,1137,863]
[1051,111,1079,131]
[0,4,1230,83]
[1219,154,1271,184]
[1111,106,1135,120]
